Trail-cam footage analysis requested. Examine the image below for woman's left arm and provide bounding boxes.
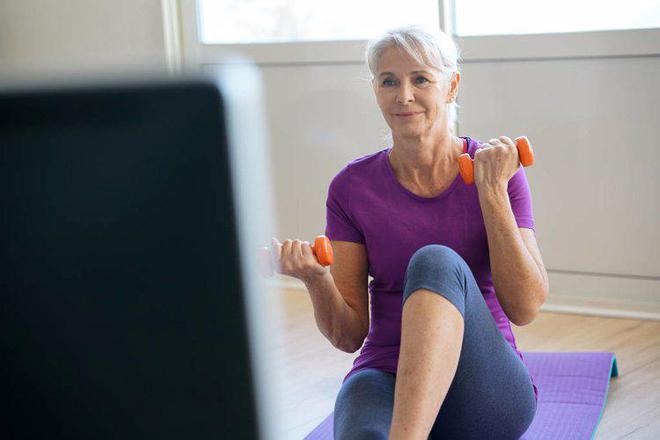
[474,136,549,326]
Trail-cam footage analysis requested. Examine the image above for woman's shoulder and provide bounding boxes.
[346,148,389,169]
[332,148,389,181]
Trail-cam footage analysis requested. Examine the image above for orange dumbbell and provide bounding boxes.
[259,235,334,277]
[458,136,535,185]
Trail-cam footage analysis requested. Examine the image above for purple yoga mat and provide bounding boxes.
[304,352,618,440]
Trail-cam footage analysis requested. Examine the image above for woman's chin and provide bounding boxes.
[392,127,424,140]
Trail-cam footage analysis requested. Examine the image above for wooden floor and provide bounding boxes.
[267,287,660,439]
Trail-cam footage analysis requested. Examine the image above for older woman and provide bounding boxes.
[273,26,548,439]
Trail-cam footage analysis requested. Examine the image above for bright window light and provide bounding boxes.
[455,0,660,36]
[198,0,439,44]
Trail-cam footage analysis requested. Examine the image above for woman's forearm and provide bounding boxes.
[477,184,547,325]
[303,272,366,352]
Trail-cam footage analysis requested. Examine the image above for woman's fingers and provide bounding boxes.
[473,136,522,187]
[292,239,315,262]
[270,237,326,280]
[276,239,301,273]
[270,237,283,273]
[270,237,282,260]
[291,239,302,256]
[474,145,493,157]
[498,135,514,147]
[301,241,312,257]
[271,237,282,260]
[282,239,293,263]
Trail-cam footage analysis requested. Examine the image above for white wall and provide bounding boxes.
[0,0,168,81]
[459,56,660,315]
[2,1,658,318]
[252,56,660,319]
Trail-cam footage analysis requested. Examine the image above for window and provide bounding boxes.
[198,0,439,44]
[455,0,660,37]
[178,0,660,66]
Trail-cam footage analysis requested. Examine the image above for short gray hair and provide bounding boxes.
[366,26,461,131]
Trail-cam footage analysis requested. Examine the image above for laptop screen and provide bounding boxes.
[0,78,276,439]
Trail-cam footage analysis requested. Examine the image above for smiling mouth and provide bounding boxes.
[394,112,423,117]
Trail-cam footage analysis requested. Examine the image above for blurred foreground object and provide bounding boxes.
[0,69,283,439]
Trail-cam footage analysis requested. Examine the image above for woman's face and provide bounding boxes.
[373,46,459,140]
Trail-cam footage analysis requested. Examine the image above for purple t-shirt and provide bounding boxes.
[325,137,539,402]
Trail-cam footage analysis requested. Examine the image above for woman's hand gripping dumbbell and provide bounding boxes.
[260,235,334,281]
[458,136,535,185]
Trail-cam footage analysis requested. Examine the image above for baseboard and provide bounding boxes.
[265,274,660,321]
[542,294,660,320]
[546,270,660,320]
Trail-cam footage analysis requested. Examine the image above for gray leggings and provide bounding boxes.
[334,245,537,439]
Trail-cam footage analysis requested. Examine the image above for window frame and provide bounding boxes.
[175,0,660,66]
[178,0,454,67]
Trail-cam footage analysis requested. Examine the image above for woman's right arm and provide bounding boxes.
[275,238,369,353]
[303,240,369,353]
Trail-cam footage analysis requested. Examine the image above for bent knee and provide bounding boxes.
[402,245,470,309]
[405,245,467,284]
[408,244,463,270]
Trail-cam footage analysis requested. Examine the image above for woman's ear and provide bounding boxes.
[447,71,461,103]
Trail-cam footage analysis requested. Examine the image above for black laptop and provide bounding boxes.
[0,75,276,439]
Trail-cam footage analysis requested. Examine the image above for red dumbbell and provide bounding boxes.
[259,235,334,277]
[458,136,535,185]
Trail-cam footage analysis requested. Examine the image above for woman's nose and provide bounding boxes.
[396,82,414,104]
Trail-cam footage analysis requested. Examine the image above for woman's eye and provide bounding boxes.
[382,78,395,86]
[415,76,430,84]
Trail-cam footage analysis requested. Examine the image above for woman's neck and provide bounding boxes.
[388,132,463,190]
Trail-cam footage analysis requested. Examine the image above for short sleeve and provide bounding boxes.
[325,165,365,244]
[507,166,535,231]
